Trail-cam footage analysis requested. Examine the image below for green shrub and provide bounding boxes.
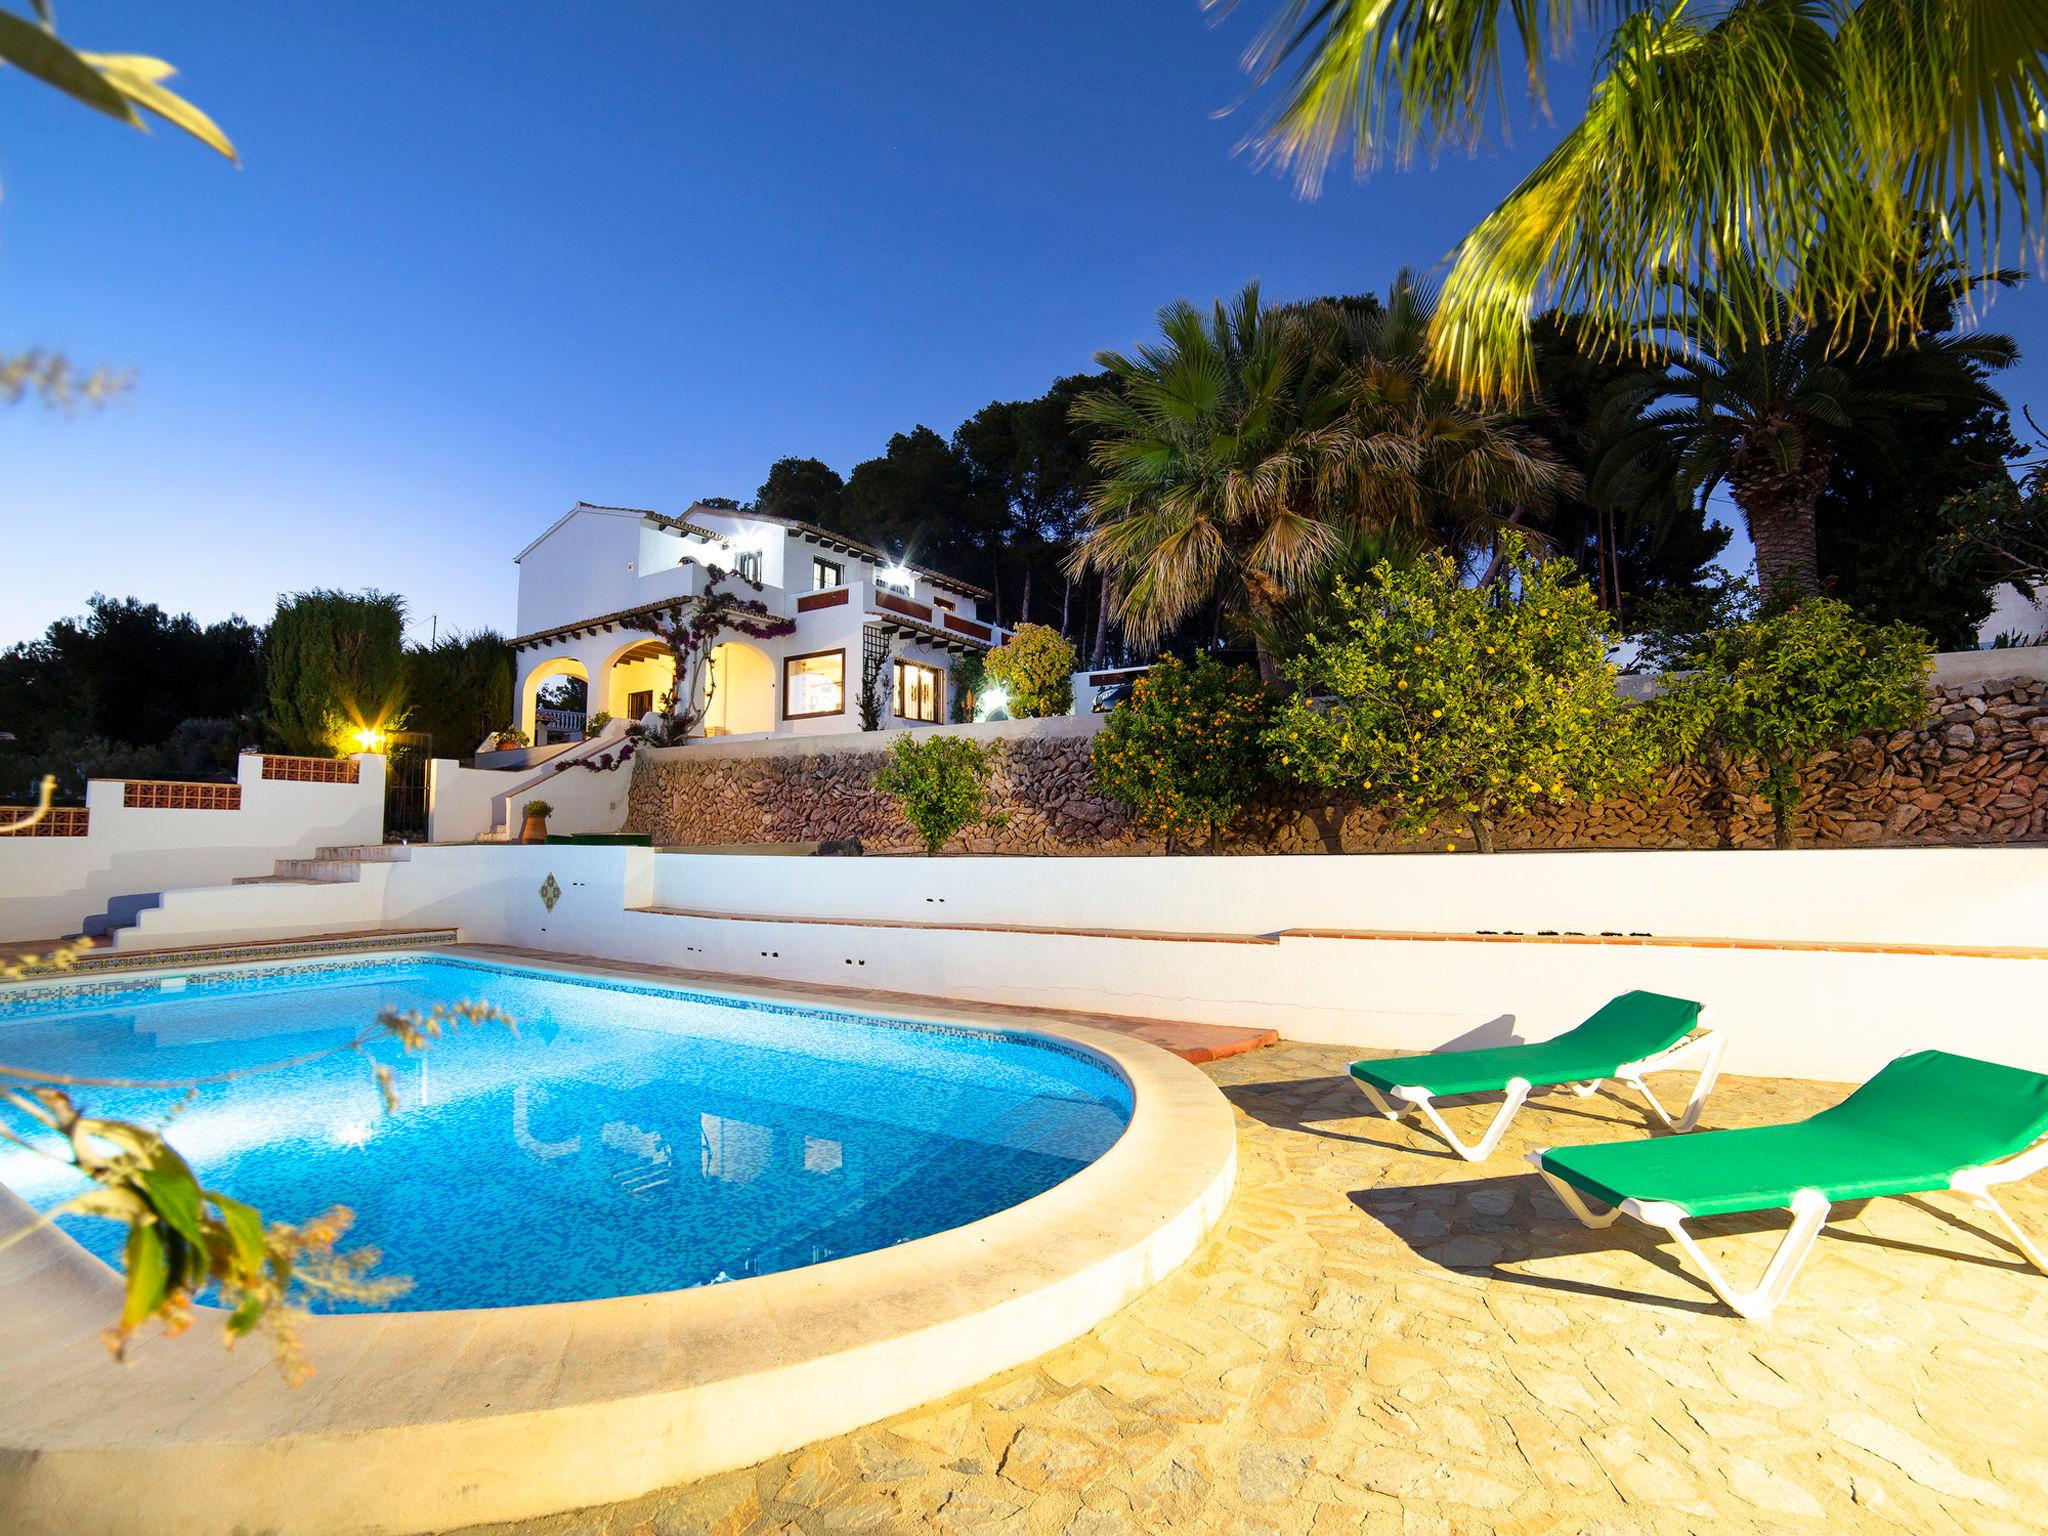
[583,711,615,739]
[1092,656,1275,852]
[403,631,514,755]
[983,623,1076,718]
[1271,539,1662,852]
[522,799,553,819]
[1657,597,1933,848]
[872,735,1005,855]
[265,589,407,756]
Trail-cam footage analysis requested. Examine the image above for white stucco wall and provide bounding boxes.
[514,509,646,635]
[644,844,2047,950]
[0,754,385,942]
[427,730,635,843]
[97,839,2048,1083]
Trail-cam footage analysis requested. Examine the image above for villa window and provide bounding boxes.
[811,557,842,591]
[626,689,654,720]
[784,649,845,719]
[933,594,956,613]
[894,660,942,723]
[733,550,762,583]
[876,567,912,595]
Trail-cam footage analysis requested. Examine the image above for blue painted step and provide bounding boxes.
[77,891,163,940]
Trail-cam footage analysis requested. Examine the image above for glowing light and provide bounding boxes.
[351,727,386,752]
[976,685,1011,721]
[878,563,914,592]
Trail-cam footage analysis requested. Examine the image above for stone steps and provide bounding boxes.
[315,844,413,863]
[232,843,412,887]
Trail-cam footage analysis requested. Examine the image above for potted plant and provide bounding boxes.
[520,799,553,844]
[491,727,529,751]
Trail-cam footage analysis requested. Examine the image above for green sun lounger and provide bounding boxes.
[1529,1048,2048,1321]
[1349,990,1724,1161]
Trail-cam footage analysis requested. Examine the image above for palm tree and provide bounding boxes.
[1067,276,1572,679]
[1223,1,2048,398]
[1597,268,2017,605]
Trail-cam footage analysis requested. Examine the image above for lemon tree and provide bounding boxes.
[1271,538,1661,852]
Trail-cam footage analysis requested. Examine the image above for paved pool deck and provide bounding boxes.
[450,1042,2047,1536]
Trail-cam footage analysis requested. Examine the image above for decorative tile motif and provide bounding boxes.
[0,806,89,837]
[261,755,360,784]
[122,780,242,811]
[539,873,563,912]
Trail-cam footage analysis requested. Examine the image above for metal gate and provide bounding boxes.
[384,731,432,843]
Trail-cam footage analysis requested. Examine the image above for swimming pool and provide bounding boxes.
[0,955,1133,1310]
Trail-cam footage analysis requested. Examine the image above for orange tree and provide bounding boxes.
[1091,656,1276,853]
[1270,539,1662,852]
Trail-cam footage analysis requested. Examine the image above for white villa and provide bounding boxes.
[509,501,1004,743]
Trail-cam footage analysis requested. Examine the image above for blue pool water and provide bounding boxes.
[0,957,1131,1310]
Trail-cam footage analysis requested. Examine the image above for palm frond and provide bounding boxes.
[1229,0,2048,399]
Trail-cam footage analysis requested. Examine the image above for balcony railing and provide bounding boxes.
[795,587,850,614]
[872,588,933,624]
[787,578,1007,647]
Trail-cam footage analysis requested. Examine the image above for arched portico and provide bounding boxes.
[704,640,776,736]
[601,638,676,725]
[518,656,589,743]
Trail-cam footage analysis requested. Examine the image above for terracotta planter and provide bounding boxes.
[520,813,549,844]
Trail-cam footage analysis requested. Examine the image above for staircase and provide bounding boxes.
[67,845,411,946]
[77,891,163,941]
[231,843,414,887]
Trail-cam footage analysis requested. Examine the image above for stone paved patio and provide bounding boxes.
[455,1043,2048,1536]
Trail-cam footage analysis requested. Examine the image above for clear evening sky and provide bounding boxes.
[5,3,2044,647]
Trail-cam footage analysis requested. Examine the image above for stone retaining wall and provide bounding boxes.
[624,676,2048,854]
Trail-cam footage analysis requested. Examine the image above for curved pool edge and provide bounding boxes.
[0,953,1240,1536]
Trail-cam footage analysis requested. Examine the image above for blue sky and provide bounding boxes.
[4,3,2044,647]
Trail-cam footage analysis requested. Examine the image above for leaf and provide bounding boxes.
[74,1114,164,1158]
[60,1185,150,1223]
[138,1160,206,1250]
[210,1192,267,1277]
[74,51,176,84]
[225,1294,266,1337]
[0,9,139,125]
[121,1222,170,1331]
[83,53,238,162]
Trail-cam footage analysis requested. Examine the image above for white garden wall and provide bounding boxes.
[644,845,2048,950]
[426,735,634,844]
[101,840,2048,1083]
[0,754,385,942]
